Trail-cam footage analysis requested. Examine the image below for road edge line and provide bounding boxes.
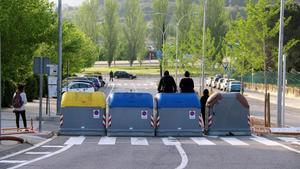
[0,135,57,160]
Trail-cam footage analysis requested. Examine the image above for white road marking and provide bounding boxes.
[64,136,85,145]
[98,136,116,145]
[106,83,115,102]
[25,152,51,155]
[277,137,300,145]
[277,137,298,142]
[8,144,73,169]
[0,136,56,160]
[191,137,216,145]
[251,136,280,146]
[175,144,188,169]
[131,137,149,145]
[41,145,64,148]
[162,137,180,145]
[220,137,249,146]
[0,160,27,164]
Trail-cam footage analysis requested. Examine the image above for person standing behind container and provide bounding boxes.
[12,84,28,131]
[179,71,194,93]
[109,70,114,81]
[200,89,209,126]
[157,70,177,93]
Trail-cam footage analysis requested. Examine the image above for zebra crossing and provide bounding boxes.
[61,136,300,147]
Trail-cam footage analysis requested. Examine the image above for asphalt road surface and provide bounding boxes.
[1,76,299,169]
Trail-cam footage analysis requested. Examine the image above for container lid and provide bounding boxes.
[61,92,106,108]
[156,93,200,108]
[108,92,153,108]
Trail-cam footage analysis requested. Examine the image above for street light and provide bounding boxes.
[201,0,207,94]
[57,0,63,115]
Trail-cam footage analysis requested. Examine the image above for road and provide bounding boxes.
[0,76,299,169]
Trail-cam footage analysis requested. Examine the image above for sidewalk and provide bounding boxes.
[244,89,300,109]
[0,98,59,157]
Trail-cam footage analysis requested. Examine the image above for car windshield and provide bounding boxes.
[231,82,241,85]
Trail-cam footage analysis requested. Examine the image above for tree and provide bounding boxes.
[206,0,228,61]
[74,0,101,44]
[152,0,169,51]
[123,0,146,66]
[101,0,119,66]
[0,0,55,82]
[35,21,98,76]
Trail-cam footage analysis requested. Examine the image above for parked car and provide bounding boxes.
[63,77,96,90]
[206,77,214,87]
[86,77,102,90]
[212,77,221,88]
[216,78,224,89]
[114,71,136,79]
[62,81,95,94]
[221,78,235,91]
[228,81,241,92]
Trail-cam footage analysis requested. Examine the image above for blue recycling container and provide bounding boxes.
[107,92,155,136]
[155,93,203,136]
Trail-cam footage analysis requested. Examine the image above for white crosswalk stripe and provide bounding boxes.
[64,136,85,145]
[131,137,149,145]
[42,145,64,148]
[98,136,116,145]
[0,160,27,164]
[277,137,300,145]
[220,137,249,146]
[162,137,180,145]
[25,152,52,155]
[250,136,281,146]
[191,137,216,145]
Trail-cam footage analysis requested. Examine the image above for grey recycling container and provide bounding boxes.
[206,92,251,136]
[155,93,203,136]
[59,92,106,136]
[107,92,155,136]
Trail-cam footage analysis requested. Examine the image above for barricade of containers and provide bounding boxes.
[59,91,250,136]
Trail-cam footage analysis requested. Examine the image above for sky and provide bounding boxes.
[49,0,85,7]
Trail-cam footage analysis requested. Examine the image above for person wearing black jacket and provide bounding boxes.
[179,71,194,93]
[200,89,209,125]
[157,70,177,93]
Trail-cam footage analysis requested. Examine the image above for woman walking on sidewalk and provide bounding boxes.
[12,84,28,131]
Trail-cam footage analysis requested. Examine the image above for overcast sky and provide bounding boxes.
[49,0,85,7]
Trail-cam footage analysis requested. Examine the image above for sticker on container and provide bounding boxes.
[93,110,100,119]
[141,110,148,119]
[189,110,196,119]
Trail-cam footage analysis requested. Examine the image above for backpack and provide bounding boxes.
[12,92,23,108]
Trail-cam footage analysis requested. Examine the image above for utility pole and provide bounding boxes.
[277,0,285,127]
[57,0,63,115]
[282,54,286,127]
[0,33,2,136]
[175,23,179,85]
[201,0,207,94]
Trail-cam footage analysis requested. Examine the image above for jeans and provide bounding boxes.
[14,110,27,128]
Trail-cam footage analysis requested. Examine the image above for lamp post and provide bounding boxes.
[0,32,2,136]
[57,0,63,115]
[201,0,207,94]
[277,0,285,127]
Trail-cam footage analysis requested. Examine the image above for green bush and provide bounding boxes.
[1,79,16,107]
[25,75,38,102]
